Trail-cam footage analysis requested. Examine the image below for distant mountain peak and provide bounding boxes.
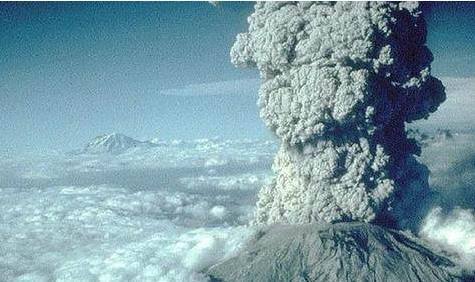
[83,133,155,154]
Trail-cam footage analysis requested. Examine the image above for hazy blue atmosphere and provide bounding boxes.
[0,2,474,153]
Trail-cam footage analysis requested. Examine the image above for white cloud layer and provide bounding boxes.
[1,131,475,278]
[159,79,259,97]
[420,207,475,270]
[0,138,277,281]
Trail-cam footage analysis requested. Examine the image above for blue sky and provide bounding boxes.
[0,2,474,153]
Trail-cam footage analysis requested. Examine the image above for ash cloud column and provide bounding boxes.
[231,2,445,228]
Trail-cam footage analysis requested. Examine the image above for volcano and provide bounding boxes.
[207,223,470,281]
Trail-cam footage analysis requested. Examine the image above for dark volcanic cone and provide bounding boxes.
[207,223,469,282]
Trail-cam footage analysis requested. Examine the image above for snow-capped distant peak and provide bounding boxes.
[83,133,155,154]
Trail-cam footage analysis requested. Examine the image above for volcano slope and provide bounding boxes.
[207,223,469,282]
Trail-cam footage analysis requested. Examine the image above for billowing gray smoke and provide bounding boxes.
[231,2,445,229]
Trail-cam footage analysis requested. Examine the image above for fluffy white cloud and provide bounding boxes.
[0,183,254,281]
[0,138,277,281]
[420,207,475,270]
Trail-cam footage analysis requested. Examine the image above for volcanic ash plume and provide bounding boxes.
[231,2,445,227]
